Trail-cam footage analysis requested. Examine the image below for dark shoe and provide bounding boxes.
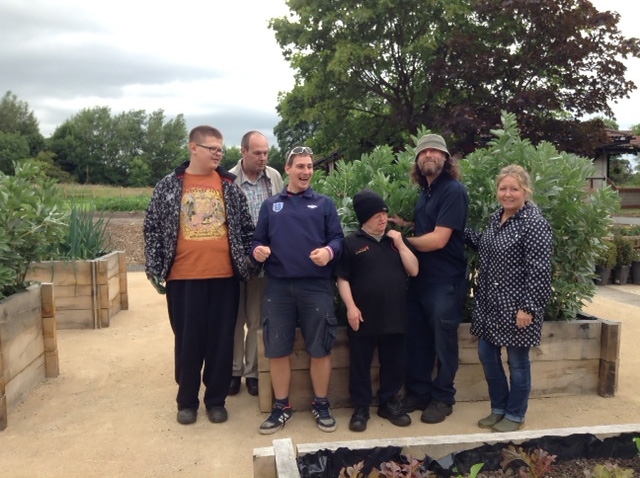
[206,406,228,424]
[400,393,430,413]
[176,408,197,425]
[311,399,337,432]
[259,405,293,435]
[377,397,411,427]
[228,376,241,396]
[246,377,259,396]
[492,418,524,433]
[420,400,452,424]
[349,407,370,432]
[478,413,504,429]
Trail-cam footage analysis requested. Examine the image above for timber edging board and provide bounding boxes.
[252,423,640,478]
[26,251,128,329]
[0,283,59,430]
[257,316,621,413]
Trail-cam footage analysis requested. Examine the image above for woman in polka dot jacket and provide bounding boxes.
[465,164,553,433]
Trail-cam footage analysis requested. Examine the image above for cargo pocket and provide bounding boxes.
[323,315,338,352]
[262,315,270,351]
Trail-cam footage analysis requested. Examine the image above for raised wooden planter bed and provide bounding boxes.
[253,424,640,478]
[257,313,620,413]
[26,251,129,329]
[1,283,59,430]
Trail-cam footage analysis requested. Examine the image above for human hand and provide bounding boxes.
[309,247,330,267]
[387,214,413,229]
[386,229,403,246]
[516,310,532,329]
[147,274,166,294]
[347,307,363,332]
[253,246,271,263]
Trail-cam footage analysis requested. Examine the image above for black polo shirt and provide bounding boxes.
[336,229,412,336]
[413,173,468,284]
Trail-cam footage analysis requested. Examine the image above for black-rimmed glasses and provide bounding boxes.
[195,143,225,156]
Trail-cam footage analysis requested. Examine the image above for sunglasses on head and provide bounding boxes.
[287,146,314,162]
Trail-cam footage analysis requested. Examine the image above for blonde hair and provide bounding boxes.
[496,164,533,201]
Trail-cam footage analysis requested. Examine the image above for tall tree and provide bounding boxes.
[48,107,187,185]
[0,91,45,158]
[270,0,640,159]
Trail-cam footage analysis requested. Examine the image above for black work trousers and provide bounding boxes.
[348,333,407,408]
[166,277,239,411]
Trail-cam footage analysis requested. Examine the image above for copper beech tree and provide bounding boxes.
[270,0,640,160]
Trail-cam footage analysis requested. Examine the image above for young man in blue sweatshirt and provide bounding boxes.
[252,146,344,435]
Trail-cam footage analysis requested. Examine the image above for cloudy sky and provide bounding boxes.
[0,0,638,148]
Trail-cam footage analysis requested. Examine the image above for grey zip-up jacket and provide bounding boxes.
[143,161,255,282]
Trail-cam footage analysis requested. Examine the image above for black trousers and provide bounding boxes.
[166,277,239,411]
[348,333,407,408]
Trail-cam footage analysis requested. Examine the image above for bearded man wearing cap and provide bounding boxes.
[336,189,419,432]
[398,133,469,424]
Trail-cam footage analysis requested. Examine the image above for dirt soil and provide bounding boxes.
[1,215,639,477]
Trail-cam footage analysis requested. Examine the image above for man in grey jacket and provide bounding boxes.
[228,131,284,396]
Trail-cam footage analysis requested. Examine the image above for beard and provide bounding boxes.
[419,159,443,177]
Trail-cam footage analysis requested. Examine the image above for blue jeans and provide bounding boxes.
[478,338,531,423]
[405,280,466,405]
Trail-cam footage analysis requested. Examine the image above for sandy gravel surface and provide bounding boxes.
[0,275,639,477]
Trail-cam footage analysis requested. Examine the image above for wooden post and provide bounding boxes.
[598,319,621,397]
[118,251,129,311]
[40,283,59,378]
[0,326,6,431]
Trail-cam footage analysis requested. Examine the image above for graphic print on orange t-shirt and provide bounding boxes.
[167,172,233,280]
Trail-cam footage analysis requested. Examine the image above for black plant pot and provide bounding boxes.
[632,261,640,285]
[594,265,612,285]
[613,265,631,285]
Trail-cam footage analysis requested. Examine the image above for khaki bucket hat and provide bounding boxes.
[415,134,450,160]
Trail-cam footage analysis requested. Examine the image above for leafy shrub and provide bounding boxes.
[612,233,633,267]
[315,113,619,321]
[312,143,419,235]
[0,161,68,299]
[597,240,618,269]
[462,112,620,321]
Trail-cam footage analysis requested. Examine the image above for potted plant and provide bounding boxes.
[632,249,640,285]
[1,160,66,430]
[595,239,617,285]
[613,234,633,285]
[26,204,129,329]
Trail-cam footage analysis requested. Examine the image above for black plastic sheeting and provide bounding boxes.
[296,432,639,477]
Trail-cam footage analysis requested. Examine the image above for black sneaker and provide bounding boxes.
[311,400,337,432]
[259,405,293,435]
[377,397,411,427]
[420,400,452,424]
[400,393,430,413]
[349,407,370,432]
[176,408,197,425]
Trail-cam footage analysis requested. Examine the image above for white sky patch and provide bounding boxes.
[0,0,638,147]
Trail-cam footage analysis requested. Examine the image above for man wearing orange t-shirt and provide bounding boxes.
[144,125,255,426]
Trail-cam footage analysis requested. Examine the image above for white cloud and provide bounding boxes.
[0,0,638,151]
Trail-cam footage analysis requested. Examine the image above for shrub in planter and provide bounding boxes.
[612,233,633,285]
[461,112,619,320]
[313,113,619,321]
[632,250,640,285]
[0,160,68,300]
[595,239,617,285]
[46,204,111,260]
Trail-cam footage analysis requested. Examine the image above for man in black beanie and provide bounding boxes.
[336,188,419,432]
